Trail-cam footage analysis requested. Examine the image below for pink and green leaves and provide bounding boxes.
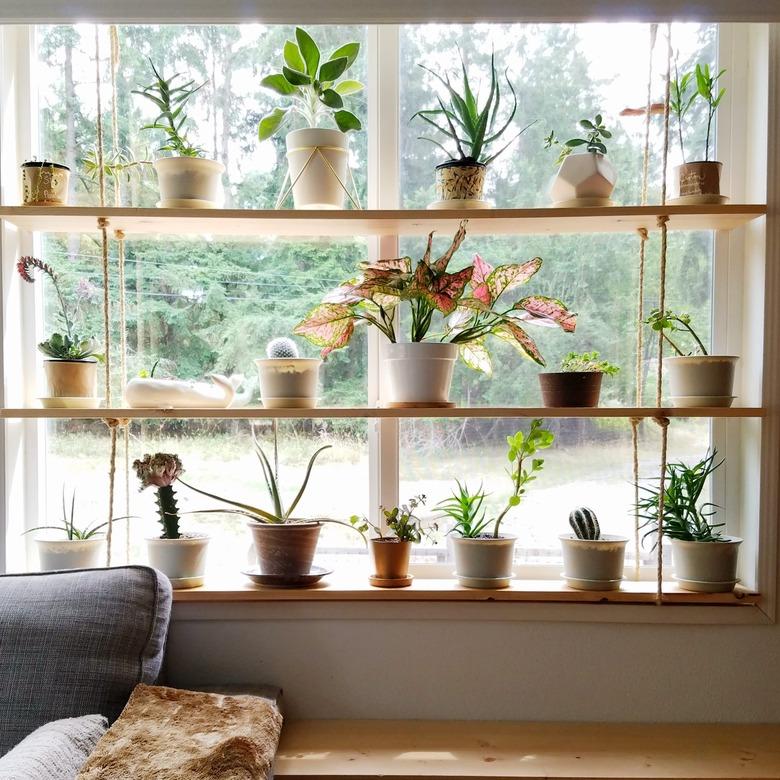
[293,303,356,357]
[412,262,473,315]
[513,295,577,332]
[493,321,545,365]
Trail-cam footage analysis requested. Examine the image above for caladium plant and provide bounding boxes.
[294,222,577,375]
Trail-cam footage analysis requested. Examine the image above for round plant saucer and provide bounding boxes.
[427,198,493,210]
[261,397,320,409]
[383,401,456,409]
[368,574,413,588]
[454,572,514,589]
[561,573,623,592]
[39,396,103,409]
[156,198,222,209]
[674,576,739,593]
[667,194,729,206]
[241,565,332,589]
[670,395,735,408]
[551,196,614,208]
[168,575,205,590]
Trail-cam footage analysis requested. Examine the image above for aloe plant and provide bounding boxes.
[23,487,111,540]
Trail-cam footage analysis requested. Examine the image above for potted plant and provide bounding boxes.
[669,61,727,203]
[560,507,628,591]
[20,159,70,206]
[133,59,224,208]
[645,308,738,406]
[412,53,531,209]
[17,256,104,406]
[258,28,363,209]
[24,488,107,571]
[350,495,434,588]
[255,337,321,409]
[295,222,576,406]
[134,453,210,589]
[539,351,619,407]
[436,419,554,588]
[544,114,616,206]
[638,450,740,592]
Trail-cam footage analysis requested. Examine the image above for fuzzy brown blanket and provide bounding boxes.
[77,684,283,780]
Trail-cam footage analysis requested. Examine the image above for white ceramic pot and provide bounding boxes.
[255,358,321,409]
[550,151,617,207]
[21,161,70,206]
[153,157,224,207]
[672,536,742,593]
[451,535,516,588]
[36,537,104,571]
[146,533,210,589]
[285,128,348,209]
[125,374,235,409]
[383,342,458,405]
[665,355,738,406]
[560,534,628,591]
[44,359,98,398]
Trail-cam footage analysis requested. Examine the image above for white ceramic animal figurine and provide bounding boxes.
[125,374,236,409]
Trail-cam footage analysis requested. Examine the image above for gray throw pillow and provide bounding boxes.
[0,715,107,779]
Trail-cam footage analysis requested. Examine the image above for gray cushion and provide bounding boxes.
[0,715,107,780]
[0,566,172,755]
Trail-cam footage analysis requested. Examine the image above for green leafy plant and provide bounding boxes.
[295,222,577,375]
[411,52,532,165]
[437,419,554,538]
[638,450,725,543]
[544,114,612,165]
[258,27,363,140]
[133,59,205,157]
[350,495,435,542]
[16,256,104,361]
[82,147,153,185]
[23,487,111,540]
[133,453,185,539]
[644,308,708,356]
[670,60,726,162]
[560,351,619,376]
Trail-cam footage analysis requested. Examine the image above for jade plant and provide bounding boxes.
[569,506,600,540]
[258,27,363,140]
[133,452,185,539]
[17,256,103,361]
[295,222,577,374]
[544,114,612,165]
[436,419,554,538]
[644,308,708,356]
[23,487,111,540]
[350,495,435,542]
[560,351,619,375]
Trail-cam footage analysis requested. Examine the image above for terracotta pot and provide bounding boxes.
[44,359,98,398]
[370,538,412,580]
[435,161,487,202]
[674,161,723,200]
[21,161,70,206]
[248,521,321,577]
[538,371,603,407]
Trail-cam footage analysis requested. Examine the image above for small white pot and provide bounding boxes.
[153,157,224,207]
[255,358,321,409]
[550,151,617,207]
[560,534,628,591]
[383,342,458,405]
[146,534,210,589]
[665,355,738,406]
[451,535,516,588]
[672,536,742,593]
[36,537,104,571]
[285,128,348,209]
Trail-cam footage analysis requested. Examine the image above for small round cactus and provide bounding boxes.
[266,337,299,359]
[569,506,600,540]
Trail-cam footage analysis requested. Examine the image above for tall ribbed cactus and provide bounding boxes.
[155,484,181,539]
[133,453,184,540]
[569,506,600,540]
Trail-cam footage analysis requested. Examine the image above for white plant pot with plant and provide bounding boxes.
[669,62,727,204]
[645,308,738,407]
[17,256,104,405]
[134,453,210,589]
[133,60,224,208]
[25,487,109,571]
[560,507,628,590]
[258,28,363,209]
[545,114,616,206]
[436,419,555,588]
[412,54,532,210]
[638,450,740,593]
[295,223,577,406]
[255,337,321,409]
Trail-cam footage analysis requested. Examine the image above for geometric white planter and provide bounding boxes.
[255,358,321,409]
[671,536,742,593]
[146,534,210,589]
[549,151,617,207]
[153,157,225,208]
[285,128,349,210]
[559,534,628,591]
[36,537,104,571]
[665,355,738,407]
[383,342,458,405]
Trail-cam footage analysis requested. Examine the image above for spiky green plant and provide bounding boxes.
[435,481,492,538]
[569,506,600,540]
[23,487,111,540]
[133,453,184,539]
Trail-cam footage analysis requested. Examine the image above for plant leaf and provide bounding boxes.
[487,258,542,299]
[334,110,362,133]
[459,341,492,375]
[334,79,364,95]
[260,73,297,96]
[470,253,495,304]
[319,56,349,83]
[513,295,577,332]
[432,220,468,273]
[296,27,321,77]
[319,88,344,109]
[329,42,360,69]
[412,263,473,315]
[493,321,545,365]
[294,303,356,356]
[283,40,306,72]
[258,108,288,141]
[286,445,332,518]
[282,65,311,86]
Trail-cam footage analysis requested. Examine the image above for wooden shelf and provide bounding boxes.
[0,405,765,420]
[0,204,766,238]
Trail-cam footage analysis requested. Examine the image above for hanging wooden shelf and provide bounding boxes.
[0,204,766,238]
[1,406,765,420]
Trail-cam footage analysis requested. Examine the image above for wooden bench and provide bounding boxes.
[274,720,780,779]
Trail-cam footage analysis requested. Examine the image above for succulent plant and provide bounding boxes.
[267,337,299,359]
[569,506,600,540]
[133,452,184,539]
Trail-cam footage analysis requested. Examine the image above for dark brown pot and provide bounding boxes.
[539,372,603,407]
[370,538,412,580]
[675,161,723,198]
[248,521,321,577]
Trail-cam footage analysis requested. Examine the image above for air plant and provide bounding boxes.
[350,495,435,543]
[23,487,111,540]
[16,256,104,361]
[412,52,533,165]
[544,114,612,166]
[644,308,708,356]
[295,221,577,375]
[133,452,185,539]
[560,351,620,376]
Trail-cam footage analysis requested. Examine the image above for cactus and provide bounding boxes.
[133,453,184,539]
[569,506,600,540]
[267,337,299,359]
[155,484,181,539]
